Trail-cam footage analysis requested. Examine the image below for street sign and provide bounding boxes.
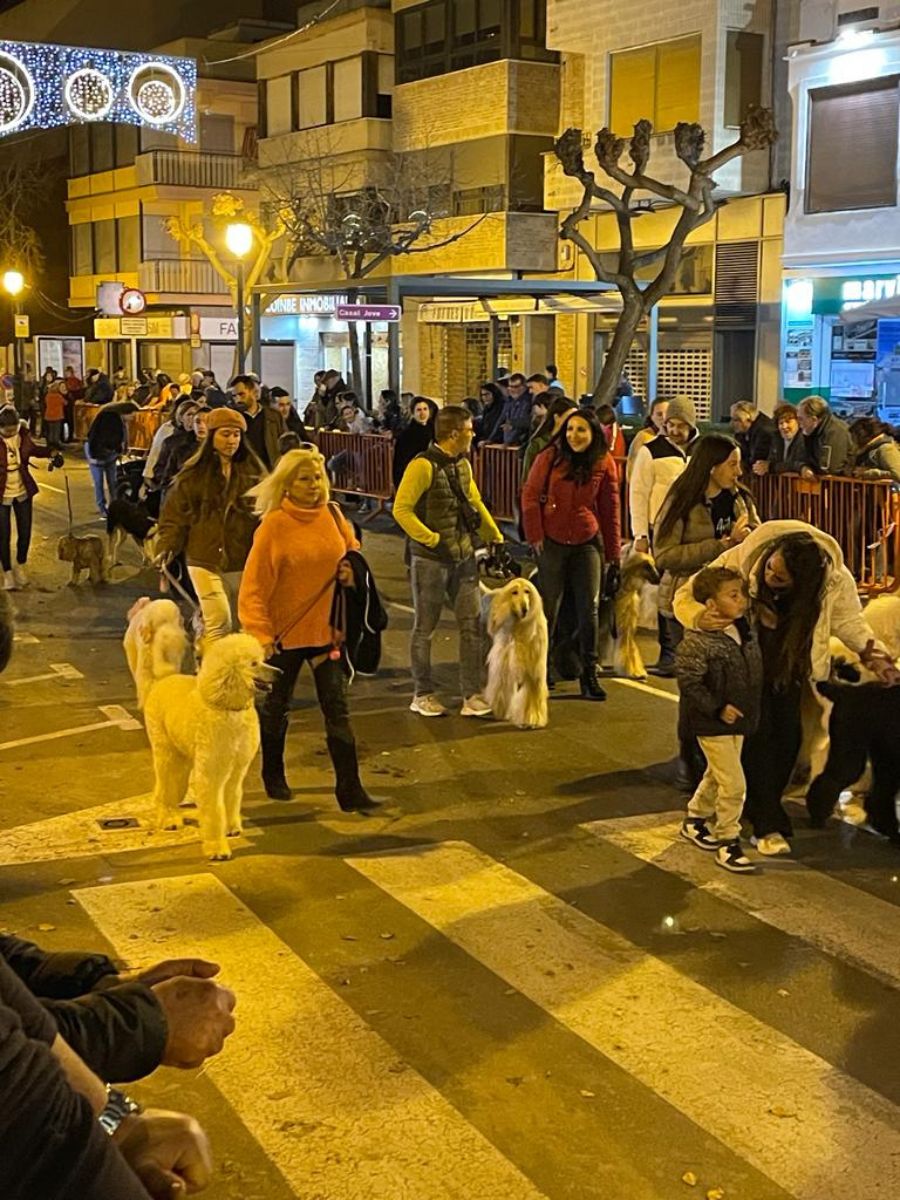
[14,314,29,338]
[121,317,148,336]
[336,303,401,322]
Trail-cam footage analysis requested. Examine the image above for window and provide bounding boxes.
[93,219,117,274]
[725,30,763,127]
[266,76,293,137]
[200,114,235,154]
[70,123,138,176]
[609,35,701,134]
[333,58,362,123]
[115,125,138,167]
[71,223,92,276]
[116,216,140,271]
[70,126,90,177]
[298,65,328,128]
[140,126,177,153]
[141,209,176,259]
[807,77,899,213]
[90,124,114,172]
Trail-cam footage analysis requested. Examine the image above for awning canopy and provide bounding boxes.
[840,293,900,323]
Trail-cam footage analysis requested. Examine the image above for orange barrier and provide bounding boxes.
[74,403,163,451]
[316,430,394,517]
[750,471,900,595]
[472,444,522,523]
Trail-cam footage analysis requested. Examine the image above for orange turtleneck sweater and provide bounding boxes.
[239,499,359,651]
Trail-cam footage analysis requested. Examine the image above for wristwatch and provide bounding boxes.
[97,1085,142,1136]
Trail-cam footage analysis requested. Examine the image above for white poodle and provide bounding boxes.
[139,628,276,861]
[124,597,187,709]
[484,577,549,729]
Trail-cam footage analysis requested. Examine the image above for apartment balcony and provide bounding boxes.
[135,151,252,191]
[139,259,230,297]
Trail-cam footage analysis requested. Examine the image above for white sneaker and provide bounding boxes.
[11,564,27,588]
[2,570,16,591]
[751,833,792,857]
[461,693,492,718]
[410,693,448,718]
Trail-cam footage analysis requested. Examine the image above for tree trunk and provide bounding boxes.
[591,297,645,407]
[347,320,363,395]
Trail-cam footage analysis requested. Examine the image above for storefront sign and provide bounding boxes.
[199,317,238,342]
[93,315,186,339]
[418,302,490,324]
[813,274,900,314]
[264,293,349,316]
[336,303,400,322]
[120,317,148,336]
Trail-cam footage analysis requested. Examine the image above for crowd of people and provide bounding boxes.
[3,359,900,1194]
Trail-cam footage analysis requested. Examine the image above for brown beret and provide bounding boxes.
[206,407,247,433]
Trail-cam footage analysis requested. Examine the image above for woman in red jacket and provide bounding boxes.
[522,409,621,700]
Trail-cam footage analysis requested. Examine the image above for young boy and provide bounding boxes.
[675,566,762,873]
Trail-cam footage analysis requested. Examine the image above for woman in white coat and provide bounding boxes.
[674,519,897,855]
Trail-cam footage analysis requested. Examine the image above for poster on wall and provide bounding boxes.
[784,321,813,388]
[830,359,875,398]
[875,319,900,418]
[36,336,84,380]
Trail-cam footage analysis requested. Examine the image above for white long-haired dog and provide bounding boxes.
[484,577,549,729]
[131,616,276,860]
[124,597,187,709]
[607,545,660,679]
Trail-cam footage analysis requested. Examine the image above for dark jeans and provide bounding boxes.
[0,497,33,571]
[258,647,361,794]
[657,613,682,666]
[539,537,602,665]
[45,420,64,451]
[742,680,802,839]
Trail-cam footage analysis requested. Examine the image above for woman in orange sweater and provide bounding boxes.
[239,447,378,811]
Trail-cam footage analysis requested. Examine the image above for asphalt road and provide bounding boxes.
[2,457,900,1200]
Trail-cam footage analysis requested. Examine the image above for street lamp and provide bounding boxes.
[225,223,253,374]
[2,270,26,387]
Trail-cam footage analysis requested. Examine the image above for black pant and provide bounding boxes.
[742,680,802,838]
[657,613,681,666]
[0,497,33,571]
[258,647,360,795]
[539,538,602,665]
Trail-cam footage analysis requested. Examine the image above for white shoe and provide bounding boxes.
[751,833,792,857]
[11,564,27,588]
[2,570,16,591]
[461,693,492,718]
[410,693,448,717]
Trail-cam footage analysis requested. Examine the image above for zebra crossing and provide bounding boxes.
[64,819,900,1200]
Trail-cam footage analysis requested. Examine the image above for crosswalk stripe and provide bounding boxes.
[348,840,900,1200]
[582,811,900,990]
[74,873,550,1200]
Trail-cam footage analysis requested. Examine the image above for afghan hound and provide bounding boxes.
[600,545,660,680]
[485,577,549,729]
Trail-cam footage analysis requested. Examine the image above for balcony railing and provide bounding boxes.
[139,259,230,295]
[135,151,248,190]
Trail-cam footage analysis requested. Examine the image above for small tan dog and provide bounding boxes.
[603,544,660,679]
[485,576,549,729]
[57,533,108,585]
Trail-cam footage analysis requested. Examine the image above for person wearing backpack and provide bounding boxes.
[393,405,503,719]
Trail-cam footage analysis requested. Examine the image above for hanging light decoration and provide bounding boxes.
[0,38,195,139]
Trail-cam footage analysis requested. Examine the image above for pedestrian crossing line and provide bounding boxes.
[74,873,551,1200]
[348,840,900,1200]
[0,794,262,867]
[582,811,900,991]
[608,677,679,703]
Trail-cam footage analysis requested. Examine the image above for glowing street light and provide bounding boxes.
[225,223,253,372]
[2,270,24,297]
[2,269,26,381]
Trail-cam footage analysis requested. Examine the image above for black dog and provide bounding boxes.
[807,681,900,843]
[107,497,157,566]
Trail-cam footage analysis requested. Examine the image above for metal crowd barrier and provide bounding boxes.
[315,430,394,519]
[750,471,900,595]
[74,403,163,451]
[471,443,523,523]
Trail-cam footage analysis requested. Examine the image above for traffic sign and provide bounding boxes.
[13,314,29,338]
[336,303,401,322]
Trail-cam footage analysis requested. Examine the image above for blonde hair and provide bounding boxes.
[246,447,329,517]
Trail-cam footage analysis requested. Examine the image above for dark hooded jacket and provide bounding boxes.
[332,549,388,675]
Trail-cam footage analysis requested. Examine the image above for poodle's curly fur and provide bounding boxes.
[485,577,549,729]
[126,605,275,860]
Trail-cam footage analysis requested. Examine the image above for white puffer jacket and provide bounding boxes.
[672,519,885,682]
[629,442,688,541]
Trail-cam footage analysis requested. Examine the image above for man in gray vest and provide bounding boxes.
[394,405,503,718]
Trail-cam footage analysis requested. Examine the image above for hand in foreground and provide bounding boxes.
[860,640,900,686]
[154,549,174,569]
[719,704,743,725]
[96,959,220,991]
[115,1109,213,1198]
[800,466,816,481]
[633,536,650,554]
[752,460,769,476]
[151,975,236,1069]
[696,608,734,632]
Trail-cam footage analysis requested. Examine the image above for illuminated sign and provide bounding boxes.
[264,293,349,316]
[0,39,195,140]
[841,275,900,309]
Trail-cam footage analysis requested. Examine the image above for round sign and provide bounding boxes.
[119,288,147,316]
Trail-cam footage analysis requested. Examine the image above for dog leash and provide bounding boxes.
[161,563,202,614]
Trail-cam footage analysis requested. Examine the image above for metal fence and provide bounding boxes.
[315,431,394,517]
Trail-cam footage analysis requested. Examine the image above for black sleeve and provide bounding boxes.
[0,934,117,999]
[44,983,168,1084]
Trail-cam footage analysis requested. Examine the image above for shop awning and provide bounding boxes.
[840,293,900,323]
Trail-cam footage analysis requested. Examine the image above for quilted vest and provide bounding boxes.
[411,445,477,563]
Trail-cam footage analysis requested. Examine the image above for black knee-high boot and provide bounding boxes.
[314,657,378,812]
[258,710,293,801]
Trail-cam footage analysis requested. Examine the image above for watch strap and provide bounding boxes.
[97,1085,142,1137]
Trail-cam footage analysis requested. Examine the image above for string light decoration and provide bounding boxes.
[0,39,195,139]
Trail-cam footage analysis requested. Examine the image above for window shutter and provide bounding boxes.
[807,78,900,213]
[655,36,701,131]
[610,46,656,135]
[715,241,759,326]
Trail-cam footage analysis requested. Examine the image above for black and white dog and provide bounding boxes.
[107,498,158,567]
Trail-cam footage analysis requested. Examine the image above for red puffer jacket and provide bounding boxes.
[521,446,621,561]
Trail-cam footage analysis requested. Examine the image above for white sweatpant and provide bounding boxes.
[688,734,746,843]
[187,567,243,643]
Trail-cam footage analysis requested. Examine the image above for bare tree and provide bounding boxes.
[555,106,777,405]
[164,193,285,369]
[0,161,46,277]
[260,134,487,390]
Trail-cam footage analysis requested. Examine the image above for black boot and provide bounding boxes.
[259,715,294,801]
[327,734,379,812]
[579,661,607,701]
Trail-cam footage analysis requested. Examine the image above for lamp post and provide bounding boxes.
[225,223,253,374]
[2,270,25,385]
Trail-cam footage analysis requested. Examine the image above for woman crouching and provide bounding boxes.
[239,447,378,813]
